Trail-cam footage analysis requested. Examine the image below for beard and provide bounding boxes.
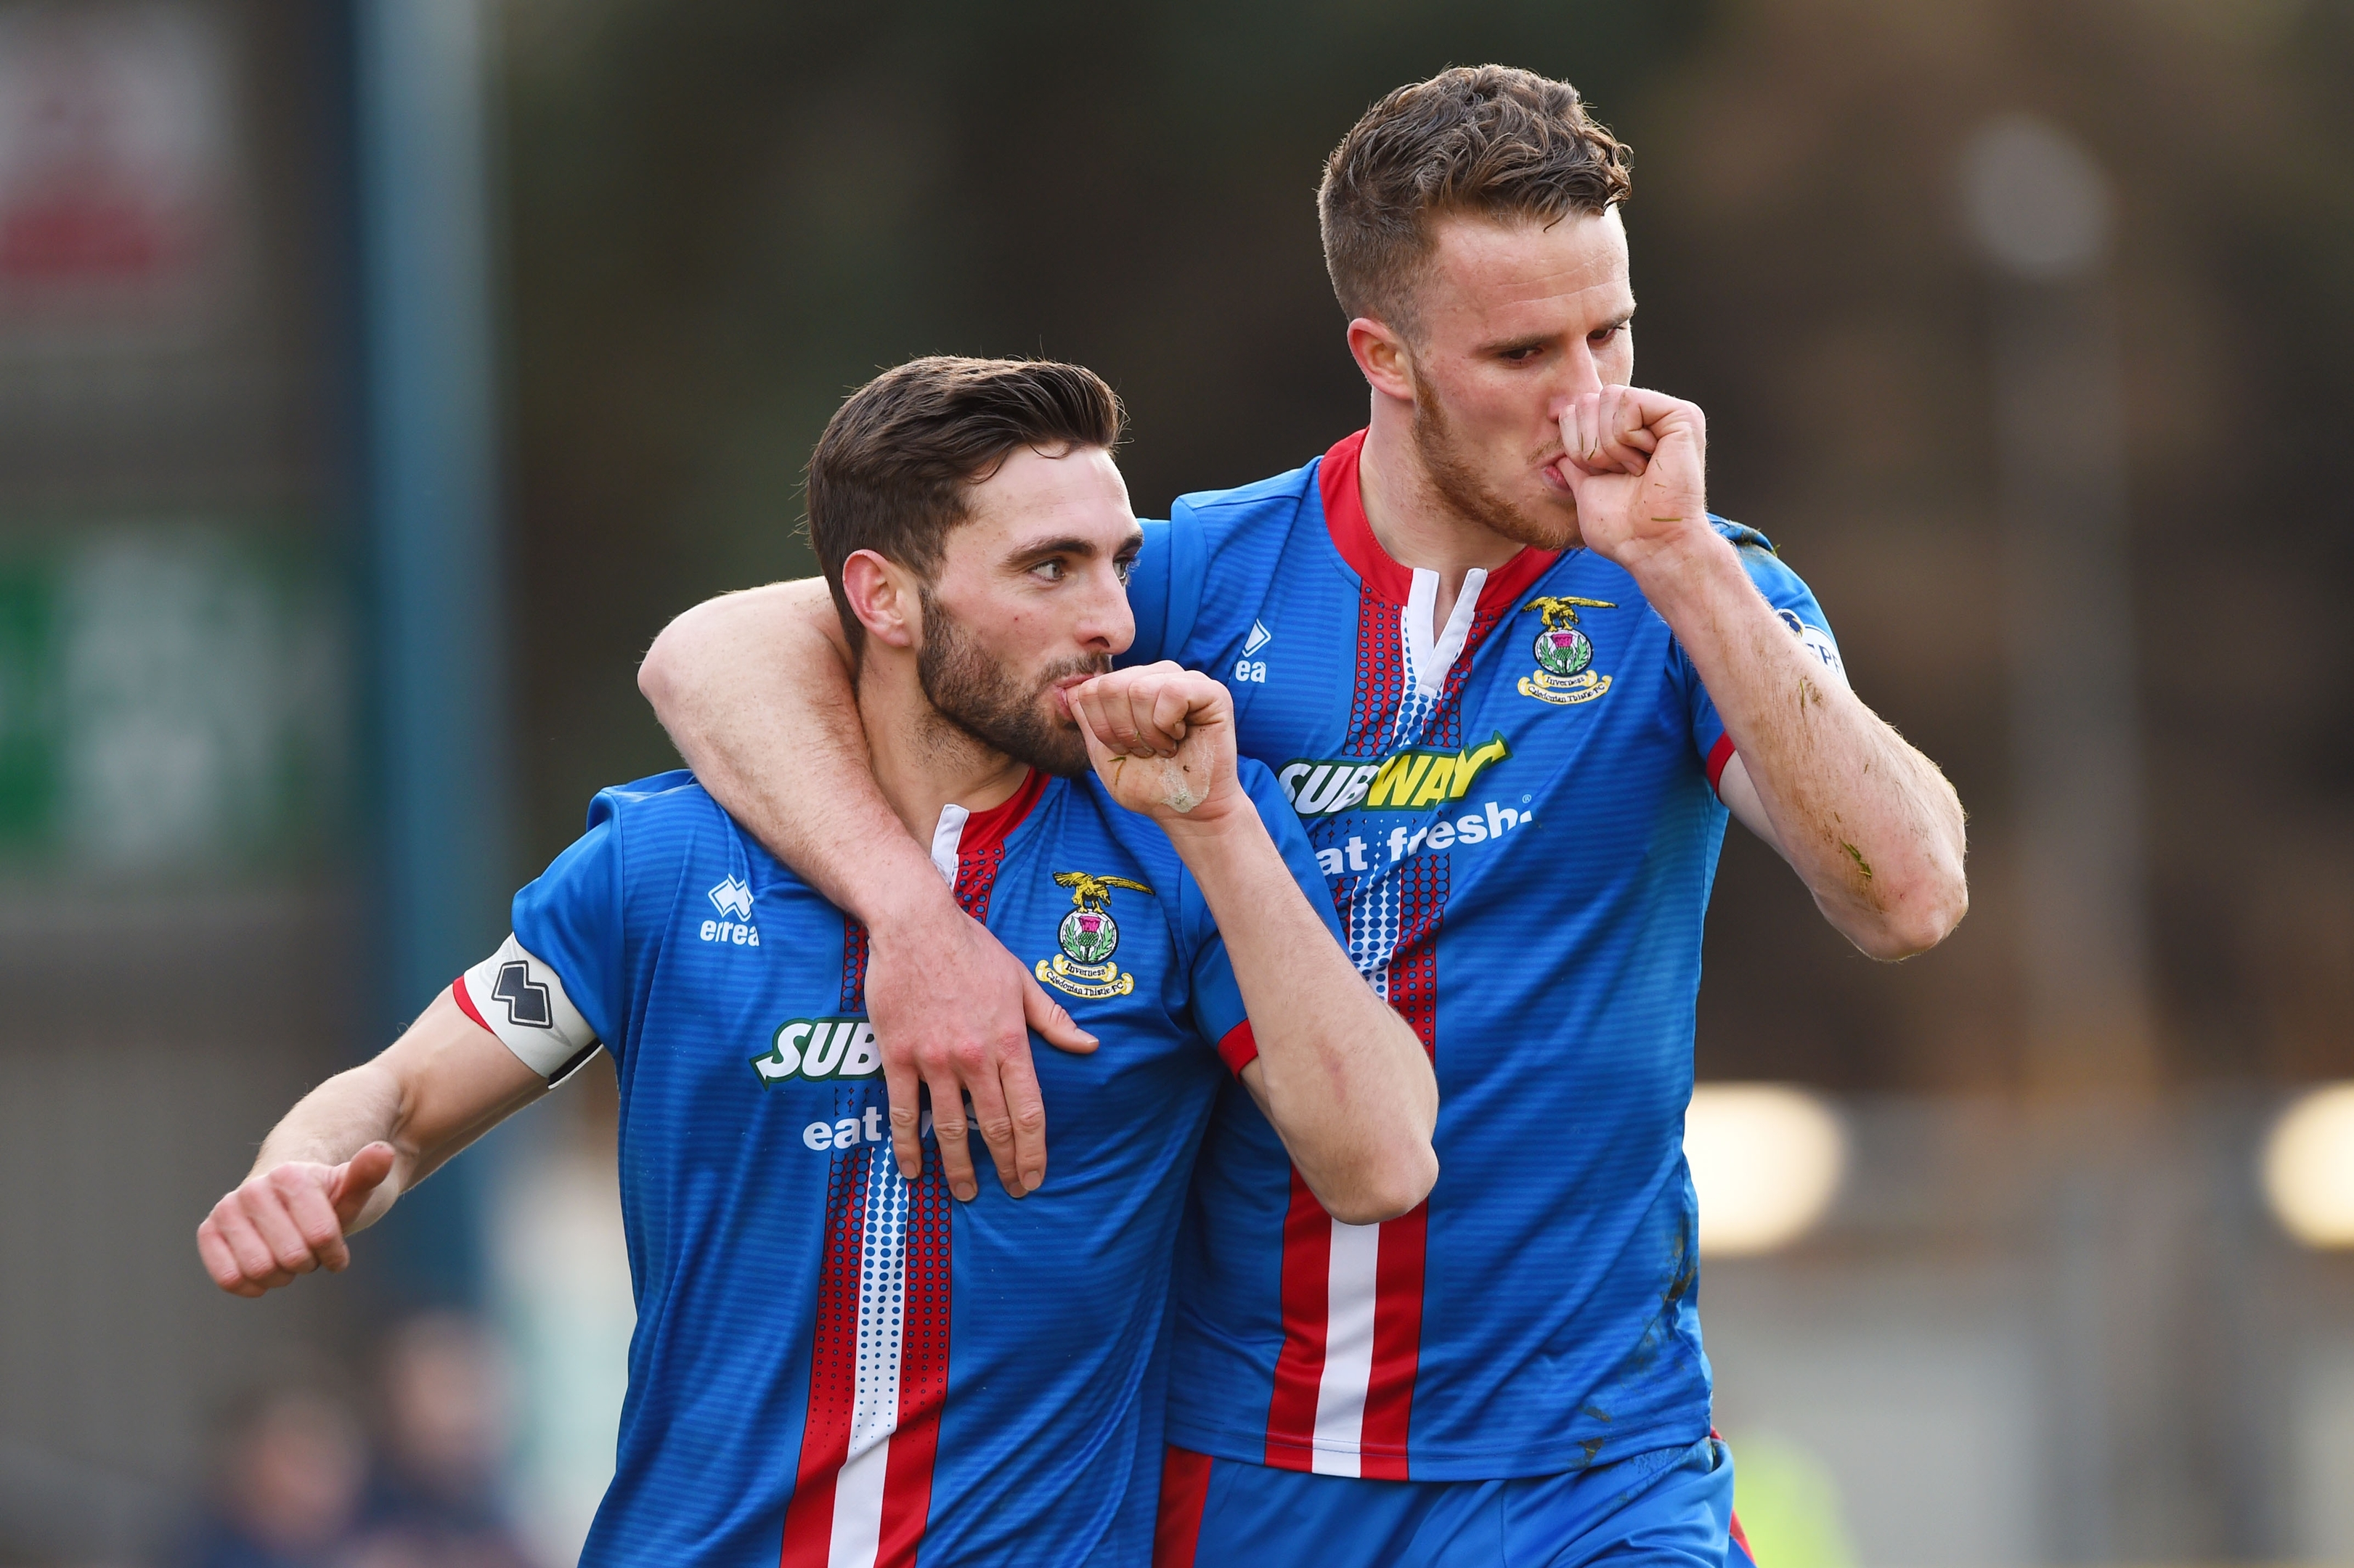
[1411,373,1582,552]
[916,589,1106,778]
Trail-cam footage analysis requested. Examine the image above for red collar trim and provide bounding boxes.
[958,767,1048,863]
[1319,430,1410,603]
[1316,428,1565,610]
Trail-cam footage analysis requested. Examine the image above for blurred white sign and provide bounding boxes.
[0,1,235,343]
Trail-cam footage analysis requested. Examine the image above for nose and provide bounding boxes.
[1079,558,1136,657]
[1545,340,1610,422]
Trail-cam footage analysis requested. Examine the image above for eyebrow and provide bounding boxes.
[1004,528,1144,565]
[1475,304,1636,358]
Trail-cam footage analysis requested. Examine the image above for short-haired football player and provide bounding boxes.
[641,66,1968,1568]
[197,356,1439,1566]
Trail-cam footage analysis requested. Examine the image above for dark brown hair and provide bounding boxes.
[806,356,1125,650]
[1319,65,1632,333]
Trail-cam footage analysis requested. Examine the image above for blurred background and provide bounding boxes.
[0,0,2347,1563]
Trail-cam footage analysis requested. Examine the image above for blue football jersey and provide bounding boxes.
[459,762,1334,1566]
[1125,431,1846,1482]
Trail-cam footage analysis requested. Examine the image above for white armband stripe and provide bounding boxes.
[455,934,601,1079]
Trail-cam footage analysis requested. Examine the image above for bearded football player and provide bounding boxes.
[198,357,1437,1566]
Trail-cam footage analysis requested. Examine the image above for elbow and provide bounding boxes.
[1852,866,1968,962]
[1318,1143,1438,1227]
[637,616,691,713]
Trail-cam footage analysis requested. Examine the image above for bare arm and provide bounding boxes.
[195,989,546,1296]
[638,581,1096,1202]
[1078,666,1438,1224]
[1563,388,1968,960]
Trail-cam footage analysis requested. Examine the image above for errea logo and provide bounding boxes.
[750,1016,880,1085]
[1231,619,1271,685]
[702,875,759,947]
[489,961,553,1028]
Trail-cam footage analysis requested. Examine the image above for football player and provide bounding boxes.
[198,356,1438,1566]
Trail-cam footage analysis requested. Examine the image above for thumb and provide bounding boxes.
[330,1142,398,1228]
[1022,966,1098,1055]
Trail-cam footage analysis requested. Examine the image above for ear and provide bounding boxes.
[839,550,921,650]
[1345,315,1416,404]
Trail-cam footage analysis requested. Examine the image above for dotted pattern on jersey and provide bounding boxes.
[1268,586,1519,1479]
[778,916,951,1566]
[951,841,1007,923]
[1316,587,1512,1013]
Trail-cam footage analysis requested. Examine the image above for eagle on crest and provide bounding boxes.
[1052,871,1154,913]
[1521,595,1619,632]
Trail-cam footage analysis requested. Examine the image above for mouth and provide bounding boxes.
[1048,670,1099,718]
[1538,454,1579,494]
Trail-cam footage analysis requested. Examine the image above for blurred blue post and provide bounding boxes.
[353,0,511,1308]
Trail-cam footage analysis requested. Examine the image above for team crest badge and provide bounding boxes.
[1036,871,1153,999]
[1517,596,1618,706]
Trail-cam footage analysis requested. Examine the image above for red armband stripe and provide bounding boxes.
[1217,1020,1259,1076]
[1705,734,1738,796]
[451,973,492,1034]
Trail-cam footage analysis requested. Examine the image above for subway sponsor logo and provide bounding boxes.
[1276,732,1511,818]
[749,1016,880,1086]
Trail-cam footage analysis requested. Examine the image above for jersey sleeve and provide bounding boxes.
[1181,759,1347,1074]
[1120,518,1174,668]
[1685,519,1850,797]
[1116,507,1210,671]
[455,814,627,1081]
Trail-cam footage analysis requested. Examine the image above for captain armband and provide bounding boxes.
[454,934,603,1083]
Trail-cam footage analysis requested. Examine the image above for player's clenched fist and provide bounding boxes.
[1070,663,1240,826]
[1552,385,1711,573]
[197,1141,397,1297]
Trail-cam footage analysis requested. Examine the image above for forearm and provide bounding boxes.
[253,990,546,1230]
[253,1064,402,1175]
[1169,814,1438,1223]
[640,579,952,926]
[1638,536,1967,957]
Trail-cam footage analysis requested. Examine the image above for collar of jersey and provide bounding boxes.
[1317,428,1563,611]
[934,765,1049,878]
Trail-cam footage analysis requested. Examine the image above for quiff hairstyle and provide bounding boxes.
[1319,65,1633,334]
[806,355,1125,652]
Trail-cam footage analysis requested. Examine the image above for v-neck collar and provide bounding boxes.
[926,767,1048,883]
[1316,430,1563,697]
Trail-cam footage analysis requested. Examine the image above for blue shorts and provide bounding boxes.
[1153,1436,1758,1568]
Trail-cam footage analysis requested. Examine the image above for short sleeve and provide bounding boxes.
[1120,518,1174,668]
[460,816,627,1077]
[1117,507,1209,671]
[1183,760,1346,1074]
[1687,520,1849,796]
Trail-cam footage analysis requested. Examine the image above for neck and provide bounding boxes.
[1359,392,1527,586]
[855,657,1030,844]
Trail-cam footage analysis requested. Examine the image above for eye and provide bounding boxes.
[1500,345,1544,364]
[1589,324,1624,346]
[1114,555,1136,586]
[1030,558,1067,582]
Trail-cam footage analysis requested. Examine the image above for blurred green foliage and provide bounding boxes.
[1730,1431,1860,1568]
